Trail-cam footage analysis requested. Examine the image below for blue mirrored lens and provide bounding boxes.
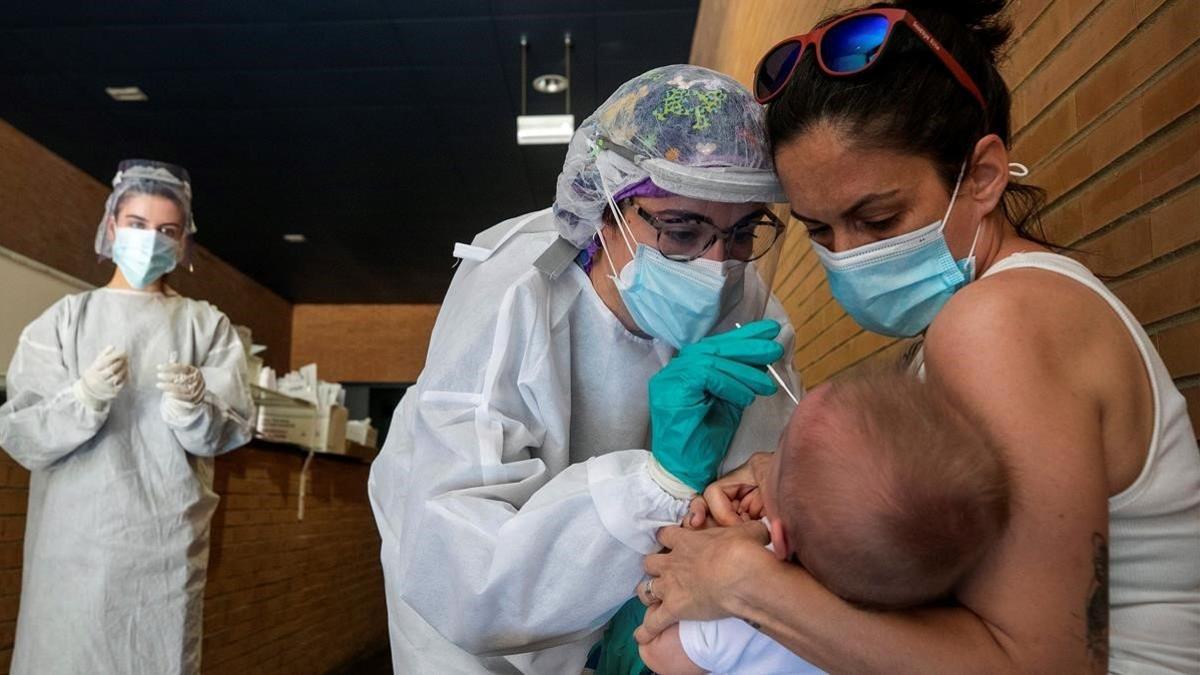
[756,42,803,100]
[820,14,889,73]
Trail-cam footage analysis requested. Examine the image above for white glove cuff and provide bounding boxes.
[646,456,699,500]
[72,379,110,411]
[161,395,204,427]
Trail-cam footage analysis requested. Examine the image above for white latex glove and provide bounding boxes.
[157,362,206,424]
[72,346,129,410]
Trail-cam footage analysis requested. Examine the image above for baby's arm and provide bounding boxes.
[639,624,706,675]
[654,617,828,674]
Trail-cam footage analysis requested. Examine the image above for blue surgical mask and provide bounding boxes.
[595,171,750,348]
[112,227,178,289]
[613,244,740,349]
[811,164,981,338]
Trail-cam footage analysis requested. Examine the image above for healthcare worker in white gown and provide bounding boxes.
[0,160,255,674]
[369,65,802,673]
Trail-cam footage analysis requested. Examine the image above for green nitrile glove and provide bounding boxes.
[648,320,783,493]
[595,598,650,675]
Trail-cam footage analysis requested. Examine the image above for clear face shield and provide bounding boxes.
[95,160,197,269]
[750,208,789,304]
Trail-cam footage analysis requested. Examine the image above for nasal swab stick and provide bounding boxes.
[735,323,800,405]
[768,364,800,406]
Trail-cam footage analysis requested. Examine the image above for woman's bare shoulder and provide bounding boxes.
[925,263,1120,374]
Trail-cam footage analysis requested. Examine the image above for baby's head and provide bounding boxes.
[761,368,1010,609]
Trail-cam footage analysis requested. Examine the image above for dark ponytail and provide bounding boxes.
[767,0,1049,243]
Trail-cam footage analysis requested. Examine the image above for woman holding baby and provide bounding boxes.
[636,1,1200,673]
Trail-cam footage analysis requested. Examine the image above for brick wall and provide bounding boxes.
[0,460,25,669]
[691,0,1200,433]
[202,445,386,673]
[291,304,439,383]
[0,445,388,673]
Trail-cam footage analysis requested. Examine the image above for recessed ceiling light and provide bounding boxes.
[282,234,307,243]
[532,74,569,94]
[105,86,148,102]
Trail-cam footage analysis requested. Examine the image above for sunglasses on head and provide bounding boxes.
[753,7,987,113]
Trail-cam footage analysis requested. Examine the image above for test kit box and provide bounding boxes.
[256,404,318,447]
[346,421,379,449]
[316,405,349,454]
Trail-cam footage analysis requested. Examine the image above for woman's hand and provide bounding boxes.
[635,521,773,643]
[693,452,775,527]
[639,497,729,606]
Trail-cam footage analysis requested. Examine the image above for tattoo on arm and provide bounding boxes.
[1086,533,1109,665]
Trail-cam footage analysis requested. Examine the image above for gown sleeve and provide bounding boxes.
[370,267,690,657]
[165,307,255,456]
[0,300,110,471]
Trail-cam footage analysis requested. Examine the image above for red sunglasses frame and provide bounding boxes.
[754,8,987,114]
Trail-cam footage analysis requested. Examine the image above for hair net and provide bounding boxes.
[95,159,196,259]
[553,64,786,248]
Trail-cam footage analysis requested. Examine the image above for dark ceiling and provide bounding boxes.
[0,1,699,303]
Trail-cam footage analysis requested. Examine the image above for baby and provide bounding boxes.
[639,368,1011,674]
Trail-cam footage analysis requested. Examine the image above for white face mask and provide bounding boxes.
[111,227,179,289]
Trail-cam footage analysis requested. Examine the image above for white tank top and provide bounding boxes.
[911,252,1200,673]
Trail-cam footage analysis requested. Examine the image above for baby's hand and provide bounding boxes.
[684,494,754,530]
[682,497,718,530]
[735,487,765,521]
[681,494,744,530]
[684,515,721,531]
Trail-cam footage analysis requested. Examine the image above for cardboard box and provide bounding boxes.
[315,405,349,454]
[246,355,264,390]
[345,420,379,449]
[256,403,318,447]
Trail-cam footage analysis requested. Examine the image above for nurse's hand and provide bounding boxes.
[649,321,783,493]
[73,346,129,410]
[157,362,206,424]
[635,521,773,644]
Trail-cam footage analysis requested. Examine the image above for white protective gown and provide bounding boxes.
[369,209,801,674]
[0,287,254,674]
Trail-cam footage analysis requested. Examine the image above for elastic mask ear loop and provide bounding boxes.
[943,159,985,259]
[1008,162,1029,178]
[596,168,636,282]
[939,160,968,234]
[597,160,643,260]
[941,160,984,280]
[613,210,637,259]
[956,160,988,281]
[963,215,986,282]
[596,221,621,281]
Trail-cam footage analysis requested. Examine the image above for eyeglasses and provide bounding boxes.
[753,8,987,113]
[635,205,784,262]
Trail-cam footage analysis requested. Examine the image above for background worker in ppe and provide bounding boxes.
[0,159,255,674]
[368,64,802,674]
